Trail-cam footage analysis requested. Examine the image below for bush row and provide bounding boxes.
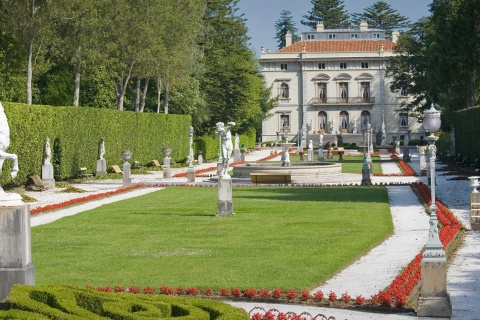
[1,284,248,319]
[453,106,480,166]
[2,102,191,186]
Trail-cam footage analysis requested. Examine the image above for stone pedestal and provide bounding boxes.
[233,148,241,163]
[41,164,55,189]
[217,176,233,216]
[163,157,171,179]
[307,150,313,162]
[96,159,107,176]
[403,147,411,162]
[471,192,480,231]
[123,162,131,187]
[187,166,195,183]
[0,201,35,301]
[317,148,324,161]
[417,259,452,317]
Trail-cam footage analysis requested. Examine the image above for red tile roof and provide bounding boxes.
[277,40,395,53]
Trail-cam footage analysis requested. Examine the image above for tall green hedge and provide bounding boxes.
[453,106,480,166]
[194,127,256,161]
[1,102,191,185]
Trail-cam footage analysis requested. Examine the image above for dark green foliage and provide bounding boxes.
[274,10,301,49]
[52,137,62,180]
[350,1,410,38]
[453,107,480,165]
[301,0,351,29]
[1,103,191,186]
[1,284,248,319]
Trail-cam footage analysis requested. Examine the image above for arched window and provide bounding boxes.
[318,111,328,133]
[339,82,348,103]
[340,111,349,133]
[361,110,371,131]
[279,82,289,99]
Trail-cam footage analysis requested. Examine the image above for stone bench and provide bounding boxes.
[250,172,291,185]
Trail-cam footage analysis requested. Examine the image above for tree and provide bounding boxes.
[301,0,351,30]
[387,0,480,120]
[351,1,410,39]
[274,10,301,49]
[0,0,52,105]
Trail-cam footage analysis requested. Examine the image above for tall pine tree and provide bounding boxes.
[301,0,350,30]
[351,1,410,38]
[274,10,300,49]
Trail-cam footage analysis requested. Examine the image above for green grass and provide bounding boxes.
[32,186,393,290]
[289,155,383,174]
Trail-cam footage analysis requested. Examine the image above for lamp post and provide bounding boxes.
[187,125,195,183]
[366,123,372,170]
[417,103,451,317]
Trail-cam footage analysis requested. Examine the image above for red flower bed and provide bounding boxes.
[374,154,415,176]
[30,184,143,214]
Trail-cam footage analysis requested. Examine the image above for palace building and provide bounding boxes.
[259,21,422,146]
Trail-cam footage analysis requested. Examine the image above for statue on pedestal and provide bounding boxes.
[216,121,235,177]
[44,137,51,165]
[99,137,106,160]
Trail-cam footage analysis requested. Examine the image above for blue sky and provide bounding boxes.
[237,0,432,55]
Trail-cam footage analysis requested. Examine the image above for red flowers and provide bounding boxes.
[30,184,143,214]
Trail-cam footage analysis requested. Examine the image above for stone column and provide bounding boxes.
[123,162,132,187]
[470,186,480,231]
[0,195,35,301]
[41,164,55,189]
[96,159,107,176]
[163,157,171,179]
[217,176,233,216]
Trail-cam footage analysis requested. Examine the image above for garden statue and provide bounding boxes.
[99,137,106,160]
[44,137,52,165]
[216,121,235,177]
[0,102,19,192]
[234,133,240,150]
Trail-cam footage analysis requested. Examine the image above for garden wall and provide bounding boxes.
[1,103,191,185]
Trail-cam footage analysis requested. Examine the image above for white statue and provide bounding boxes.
[319,132,323,146]
[234,133,240,150]
[308,140,313,150]
[99,137,106,160]
[216,121,235,177]
[44,137,52,165]
[0,102,19,193]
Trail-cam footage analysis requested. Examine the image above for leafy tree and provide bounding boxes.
[274,10,301,49]
[301,0,351,30]
[387,0,480,120]
[200,0,275,135]
[351,1,410,39]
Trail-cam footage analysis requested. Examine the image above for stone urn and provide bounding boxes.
[162,147,172,157]
[121,150,132,162]
[469,176,480,193]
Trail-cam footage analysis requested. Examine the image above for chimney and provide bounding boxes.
[316,21,324,32]
[285,32,292,47]
[360,20,368,32]
[392,31,400,43]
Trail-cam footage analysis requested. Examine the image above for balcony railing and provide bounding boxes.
[309,97,375,105]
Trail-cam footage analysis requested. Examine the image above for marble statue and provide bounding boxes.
[234,133,240,150]
[0,102,19,182]
[216,121,235,177]
[308,140,313,150]
[44,137,51,165]
[319,132,324,146]
[99,137,106,160]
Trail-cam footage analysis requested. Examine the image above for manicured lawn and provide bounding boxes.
[289,155,382,174]
[32,186,392,290]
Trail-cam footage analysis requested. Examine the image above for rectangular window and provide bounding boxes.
[328,34,336,39]
[280,114,290,132]
[400,87,408,96]
[280,63,288,70]
[350,33,358,39]
[317,83,327,103]
[307,34,315,40]
[399,113,409,128]
[339,82,348,103]
[361,62,369,69]
[373,33,380,39]
[339,62,347,69]
[318,63,326,69]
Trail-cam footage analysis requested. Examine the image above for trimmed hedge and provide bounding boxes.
[1,102,191,186]
[195,127,256,161]
[453,106,480,166]
[1,284,249,319]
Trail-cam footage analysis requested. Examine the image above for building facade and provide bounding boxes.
[259,22,423,147]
